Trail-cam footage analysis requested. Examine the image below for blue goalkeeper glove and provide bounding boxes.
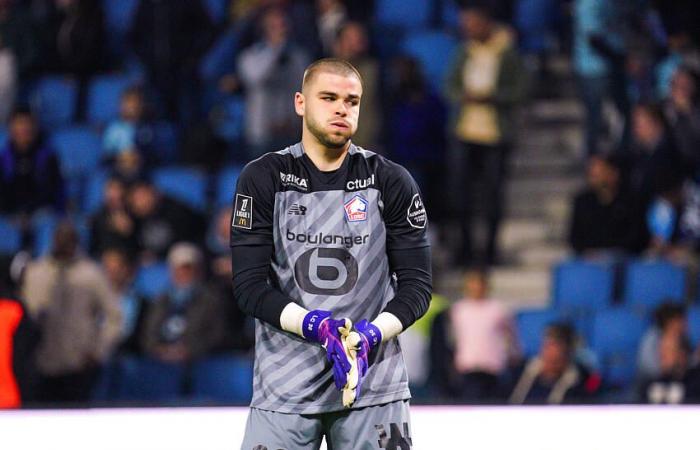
[343,319,382,407]
[302,309,353,390]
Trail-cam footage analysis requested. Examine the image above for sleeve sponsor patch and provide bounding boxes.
[232,194,253,229]
[407,194,427,229]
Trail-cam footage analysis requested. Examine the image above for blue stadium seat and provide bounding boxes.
[29,76,77,128]
[401,31,459,93]
[590,308,645,387]
[114,356,185,402]
[86,74,133,125]
[152,167,208,212]
[102,0,139,57]
[515,0,559,53]
[191,355,254,404]
[212,96,245,144]
[376,0,431,29]
[440,0,460,29]
[623,260,686,311]
[515,308,561,358]
[203,0,228,24]
[688,307,700,346]
[200,28,238,83]
[151,121,179,164]
[216,165,243,207]
[0,217,21,255]
[82,170,109,215]
[134,262,170,300]
[553,259,615,313]
[50,126,102,178]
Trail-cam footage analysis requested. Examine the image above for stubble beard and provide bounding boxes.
[306,116,352,149]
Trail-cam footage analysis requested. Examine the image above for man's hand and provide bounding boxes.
[302,310,354,390]
[342,319,382,407]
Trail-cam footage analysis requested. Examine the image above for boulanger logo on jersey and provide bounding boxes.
[294,247,359,295]
[344,194,368,222]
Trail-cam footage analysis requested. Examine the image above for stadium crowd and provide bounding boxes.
[0,0,700,408]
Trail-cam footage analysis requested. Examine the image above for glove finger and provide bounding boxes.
[331,354,348,389]
[331,342,352,372]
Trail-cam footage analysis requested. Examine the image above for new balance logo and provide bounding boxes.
[288,204,307,216]
[376,423,412,449]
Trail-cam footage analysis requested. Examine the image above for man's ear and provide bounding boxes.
[294,92,305,117]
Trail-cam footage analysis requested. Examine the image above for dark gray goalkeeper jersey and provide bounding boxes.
[230,143,429,414]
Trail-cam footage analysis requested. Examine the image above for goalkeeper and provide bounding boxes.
[231,58,432,449]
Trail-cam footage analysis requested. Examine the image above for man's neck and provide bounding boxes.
[302,131,350,172]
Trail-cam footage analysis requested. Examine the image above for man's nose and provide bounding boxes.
[335,101,348,116]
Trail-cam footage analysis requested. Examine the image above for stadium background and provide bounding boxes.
[1,0,700,447]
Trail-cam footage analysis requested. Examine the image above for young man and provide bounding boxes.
[231,58,431,449]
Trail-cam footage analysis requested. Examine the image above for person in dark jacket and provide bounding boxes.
[129,0,213,124]
[569,153,648,255]
[0,107,64,217]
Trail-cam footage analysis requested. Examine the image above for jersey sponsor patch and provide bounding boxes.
[406,194,427,229]
[232,194,253,229]
[344,194,368,222]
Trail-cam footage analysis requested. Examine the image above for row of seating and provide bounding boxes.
[553,259,689,312]
[516,304,700,388]
[93,354,254,404]
[0,163,242,256]
[513,258,700,388]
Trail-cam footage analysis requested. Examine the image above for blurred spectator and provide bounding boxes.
[129,0,213,124]
[102,87,155,182]
[572,0,630,155]
[569,153,647,255]
[0,295,39,408]
[639,333,700,404]
[22,221,121,404]
[206,207,253,351]
[141,242,229,363]
[45,0,105,119]
[388,56,447,223]
[0,0,41,80]
[333,21,381,149]
[126,180,206,263]
[629,102,684,204]
[0,36,16,123]
[0,107,64,217]
[444,5,527,266]
[89,177,138,257]
[655,29,700,99]
[101,247,148,356]
[430,268,518,402]
[237,6,309,158]
[663,68,700,174]
[509,323,600,404]
[644,167,691,259]
[317,0,347,56]
[637,302,687,380]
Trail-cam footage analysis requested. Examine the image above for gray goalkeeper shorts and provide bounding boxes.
[240,400,412,450]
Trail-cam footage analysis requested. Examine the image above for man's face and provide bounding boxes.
[540,336,568,376]
[121,93,144,122]
[337,24,368,59]
[587,157,618,191]
[633,108,663,147]
[10,115,38,152]
[172,263,198,287]
[128,185,157,217]
[102,251,132,288]
[295,72,362,149]
[460,10,492,41]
